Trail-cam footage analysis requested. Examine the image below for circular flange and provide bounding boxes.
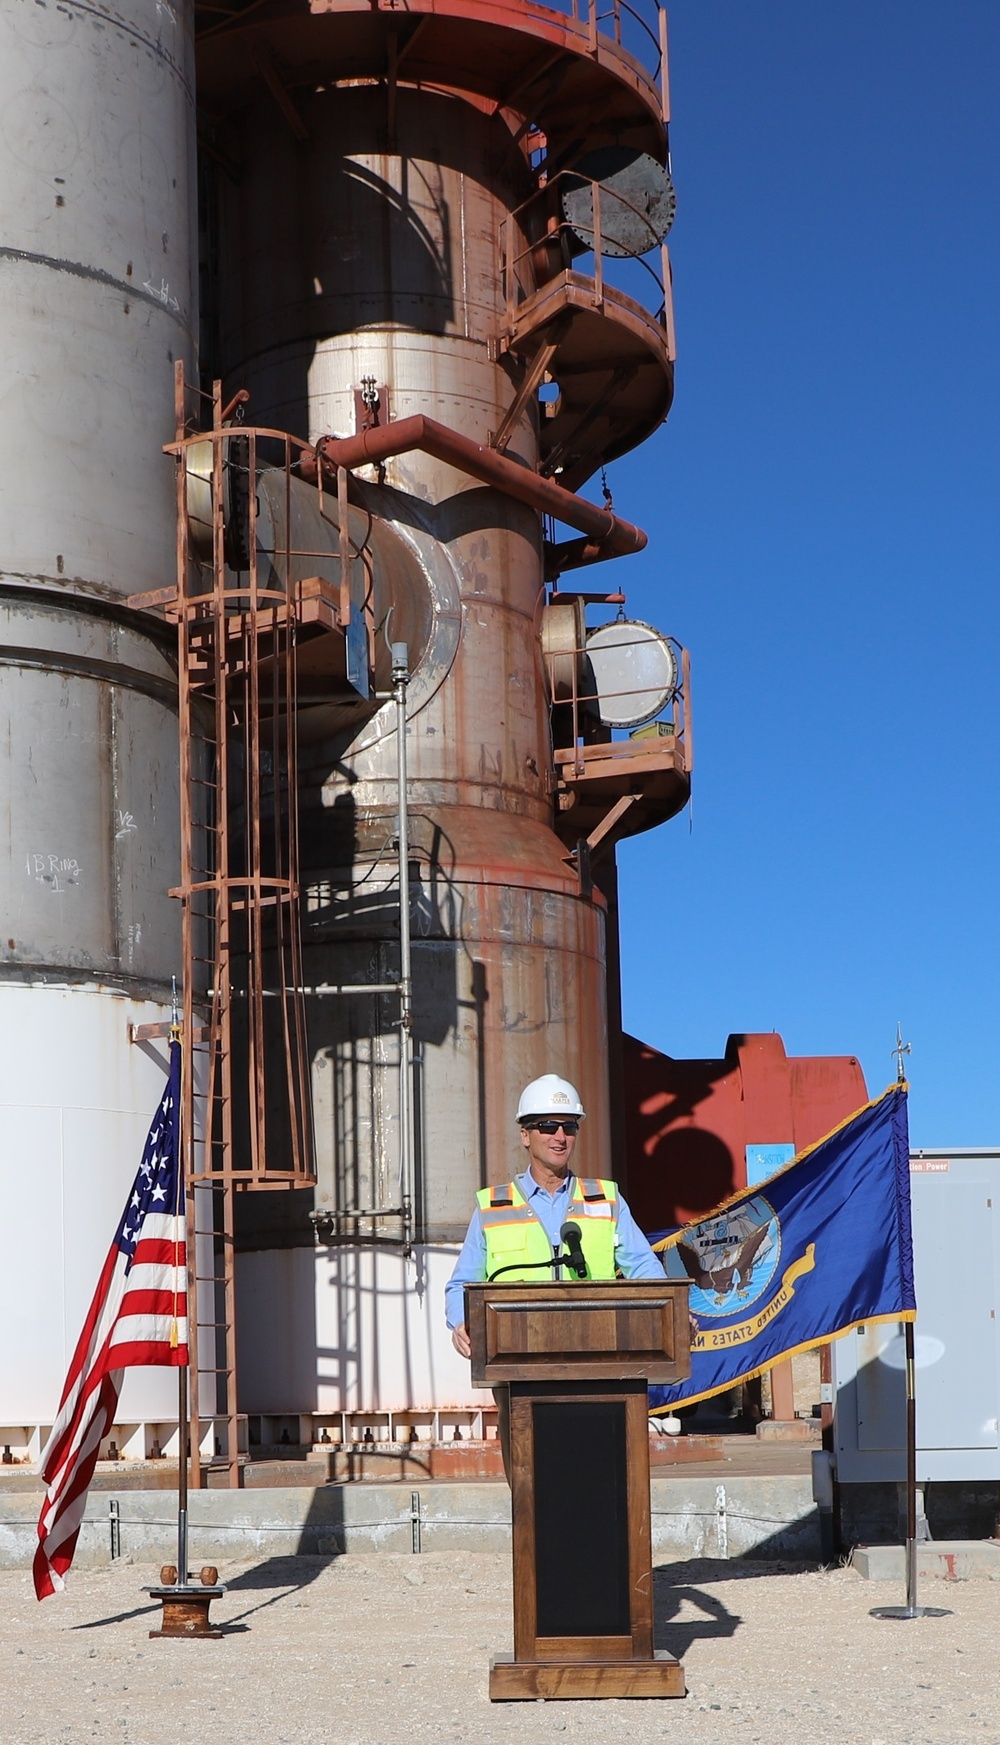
[561,147,676,259]
[585,618,678,728]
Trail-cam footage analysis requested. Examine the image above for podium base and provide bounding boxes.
[489,1651,685,1701]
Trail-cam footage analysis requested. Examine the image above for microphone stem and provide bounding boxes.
[487,1252,569,1284]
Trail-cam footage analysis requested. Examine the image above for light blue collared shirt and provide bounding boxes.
[445,1168,664,1328]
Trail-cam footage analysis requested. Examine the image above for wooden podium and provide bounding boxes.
[465,1278,691,1701]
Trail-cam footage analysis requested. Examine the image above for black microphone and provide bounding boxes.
[560,1221,587,1279]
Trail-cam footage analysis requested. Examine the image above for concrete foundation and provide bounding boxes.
[1,1474,820,1571]
[852,1540,1000,1581]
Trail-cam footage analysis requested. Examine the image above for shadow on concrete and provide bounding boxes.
[653,1569,741,1658]
[656,1554,820,1586]
[224,1552,337,1592]
[71,1603,161,1631]
[653,1555,819,1658]
[214,1553,340,1627]
[223,1563,335,1591]
[72,1600,248,1635]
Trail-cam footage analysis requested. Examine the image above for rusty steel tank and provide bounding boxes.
[195,0,688,1419]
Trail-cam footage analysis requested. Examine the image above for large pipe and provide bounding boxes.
[392,640,415,1257]
[304,417,647,558]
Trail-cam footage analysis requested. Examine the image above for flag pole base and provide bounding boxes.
[870,1605,952,1620]
[145,1565,227,1639]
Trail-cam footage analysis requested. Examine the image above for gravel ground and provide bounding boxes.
[1,1552,995,1744]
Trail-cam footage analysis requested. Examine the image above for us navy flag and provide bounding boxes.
[649,1084,916,1413]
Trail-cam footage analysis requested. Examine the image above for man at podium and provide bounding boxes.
[445,1072,666,1365]
[450,1075,692,1698]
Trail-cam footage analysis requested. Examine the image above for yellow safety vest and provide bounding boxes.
[476,1175,619,1283]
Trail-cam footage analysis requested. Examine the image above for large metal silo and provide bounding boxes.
[193,2,684,1432]
[0,0,197,1453]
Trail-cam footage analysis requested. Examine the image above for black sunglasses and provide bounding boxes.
[526,1119,580,1136]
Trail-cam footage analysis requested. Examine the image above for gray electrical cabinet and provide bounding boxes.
[833,1150,1000,1481]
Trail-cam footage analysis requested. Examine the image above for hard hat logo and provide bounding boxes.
[516,1074,586,1123]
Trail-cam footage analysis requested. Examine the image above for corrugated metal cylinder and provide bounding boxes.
[0,0,197,1428]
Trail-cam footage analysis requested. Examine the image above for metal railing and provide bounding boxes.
[544,628,691,776]
[544,0,667,99]
[500,169,675,359]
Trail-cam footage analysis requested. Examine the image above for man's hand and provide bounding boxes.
[451,1322,471,1359]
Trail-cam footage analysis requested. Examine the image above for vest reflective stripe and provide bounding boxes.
[477,1205,533,1227]
[476,1176,620,1283]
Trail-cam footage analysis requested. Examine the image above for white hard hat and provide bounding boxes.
[516,1074,585,1123]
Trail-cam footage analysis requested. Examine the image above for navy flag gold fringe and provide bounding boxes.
[649,1083,916,1413]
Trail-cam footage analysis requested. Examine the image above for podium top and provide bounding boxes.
[464,1279,691,1386]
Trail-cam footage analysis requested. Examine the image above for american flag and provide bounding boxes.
[34,1041,188,1600]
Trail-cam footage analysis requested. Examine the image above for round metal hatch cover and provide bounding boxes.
[585,619,678,728]
[561,147,677,259]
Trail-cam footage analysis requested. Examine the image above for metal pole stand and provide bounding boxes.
[869,1531,951,1620]
[146,1564,227,1639]
[871,1320,950,1621]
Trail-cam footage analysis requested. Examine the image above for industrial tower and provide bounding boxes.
[0,0,688,1472]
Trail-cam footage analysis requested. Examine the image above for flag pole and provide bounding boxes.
[148,982,226,1641]
[172,976,189,1589]
[870,1028,949,1622]
[177,1366,189,1587]
[903,1319,918,1612]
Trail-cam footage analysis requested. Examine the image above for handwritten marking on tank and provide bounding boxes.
[116,810,138,839]
[25,853,81,894]
[142,277,179,313]
[0,249,185,325]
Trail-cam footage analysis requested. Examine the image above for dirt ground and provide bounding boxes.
[1,1551,995,1745]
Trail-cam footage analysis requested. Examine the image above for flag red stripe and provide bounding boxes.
[52,1247,119,1408]
[40,1247,137,1479]
[110,1342,189,1369]
[39,1373,128,1509]
[131,1237,186,1267]
[33,1373,120,1600]
[42,1400,115,1531]
[111,1289,186,1318]
[38,1372,122,1522]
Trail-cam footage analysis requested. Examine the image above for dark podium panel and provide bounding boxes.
[533,1398,630,1637]
[465,1281,691,1701]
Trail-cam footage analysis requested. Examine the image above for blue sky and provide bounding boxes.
[606,3,1000,1143]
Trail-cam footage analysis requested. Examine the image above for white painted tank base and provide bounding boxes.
[235,1245,479,1417]
[0,983,183,1432]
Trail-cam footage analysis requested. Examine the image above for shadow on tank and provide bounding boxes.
[235,805,488,1252]
[207,85,531,440]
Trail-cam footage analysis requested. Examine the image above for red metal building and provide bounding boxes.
[623,1029,869,1235]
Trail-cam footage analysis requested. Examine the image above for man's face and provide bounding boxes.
[519,1119,578,1179]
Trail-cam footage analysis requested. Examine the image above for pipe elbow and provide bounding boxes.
[302,419,647,563]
